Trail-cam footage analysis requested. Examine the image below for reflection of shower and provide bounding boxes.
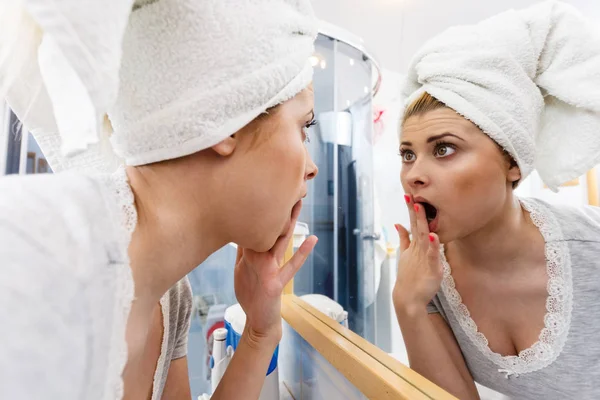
[315,111,379,338]
[294,24,381,341]
[316,111,352,305]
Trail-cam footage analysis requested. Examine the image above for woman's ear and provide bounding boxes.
[509,167,521,185]
[502,151,521,187]
[211,136,237,156]
[507,161,521,186]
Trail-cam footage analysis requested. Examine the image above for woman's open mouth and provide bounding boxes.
[419,201,439,232]
[282,199,303,235]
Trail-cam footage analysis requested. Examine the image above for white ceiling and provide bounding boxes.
[311,0,600,73]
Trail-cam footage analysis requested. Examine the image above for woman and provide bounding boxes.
[393,2,600,399]
[0,0,318,399]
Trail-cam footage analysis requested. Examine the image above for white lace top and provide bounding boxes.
[427,198,600,399]
[0,169,191,400]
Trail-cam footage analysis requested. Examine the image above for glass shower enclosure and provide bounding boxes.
[294,22,382,343]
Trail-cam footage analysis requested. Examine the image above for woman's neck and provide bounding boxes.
[446,195,543,271]
[124,165,228,307]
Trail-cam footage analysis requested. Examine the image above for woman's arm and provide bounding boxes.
[211,327,279,400]
[396,305,480,400]
[393,195,479,400]
[211,201,316,399]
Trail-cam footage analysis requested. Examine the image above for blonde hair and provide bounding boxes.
[402,91,519,188]
[402,91,447,126]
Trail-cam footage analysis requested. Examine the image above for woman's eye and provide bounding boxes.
[435,144,456,157]
[400,150,416,163]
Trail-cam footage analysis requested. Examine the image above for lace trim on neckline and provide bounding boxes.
[98,166,137,400]
[439,198,573,376]
[108,166,138,236]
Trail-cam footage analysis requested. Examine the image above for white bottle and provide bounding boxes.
[210,328,230,392]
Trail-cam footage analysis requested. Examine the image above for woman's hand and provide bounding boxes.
[393,194,444,316]
[234,200,317,345]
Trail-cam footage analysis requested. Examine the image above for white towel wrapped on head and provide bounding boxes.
[401,0,600,191]
[2,0,317,173]
[109,0,316,166]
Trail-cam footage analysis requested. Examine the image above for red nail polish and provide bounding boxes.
[429,233,435,242]
[414,204,419,212]
[394,224,400,232]
[404,195,410,204]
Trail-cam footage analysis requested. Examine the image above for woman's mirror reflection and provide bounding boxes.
[392,2,600,399]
